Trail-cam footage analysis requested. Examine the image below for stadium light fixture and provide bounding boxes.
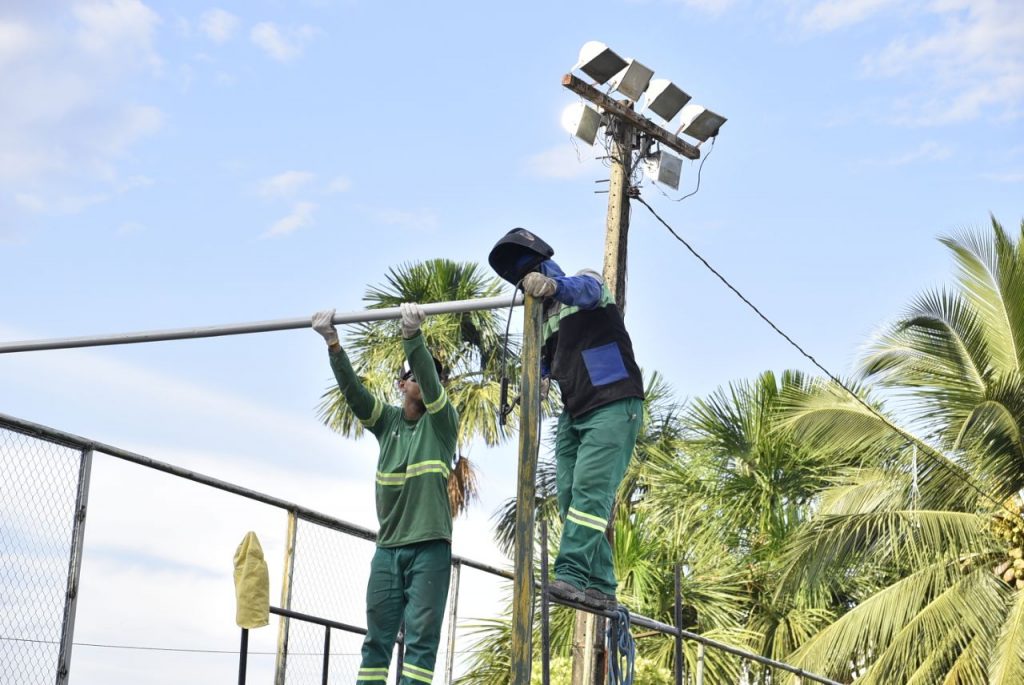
[560,102,602,145]
[644,150,683,189]
[641,78,691,122]
[609,59,654,102]
[676,103,727,142]
[573,41,628,85]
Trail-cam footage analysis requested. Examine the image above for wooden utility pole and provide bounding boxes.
[511,294,544,685]
[602,120,634,310]
[561,72,703,685]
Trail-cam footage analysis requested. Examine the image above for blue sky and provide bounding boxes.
[1,0,1022,682]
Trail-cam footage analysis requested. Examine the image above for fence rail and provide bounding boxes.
[1,410,839,684]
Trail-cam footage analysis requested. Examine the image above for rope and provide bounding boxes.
[608,607,636,685]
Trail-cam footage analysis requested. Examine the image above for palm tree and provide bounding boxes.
[317,258,518,516]
[776,217,1024,683]
[641,370,865,680]
[459,371,757,683]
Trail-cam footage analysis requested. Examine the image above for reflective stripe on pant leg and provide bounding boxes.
[358,546,404,683]
[558,398,641,595]
[400,540,451,685]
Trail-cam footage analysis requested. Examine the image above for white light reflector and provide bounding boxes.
[642,79,691,122]
[573,41,628,85]
[677,104,727,142]
[560,102,602,145]
[644,151,683,189]
[610,59,654,102]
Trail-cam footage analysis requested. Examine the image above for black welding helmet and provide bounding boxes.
[488,228,555,285]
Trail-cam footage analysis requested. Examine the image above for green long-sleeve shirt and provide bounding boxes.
[329,332,458,547]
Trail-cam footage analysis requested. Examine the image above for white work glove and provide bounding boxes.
[400,302,426,339]
[522,272,557,298]
[312,309,339,346]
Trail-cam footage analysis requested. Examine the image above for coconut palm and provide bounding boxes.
[459,371,758,683]
[776,217,1024,683]
[641,370,867,681]
[317,258,518,516]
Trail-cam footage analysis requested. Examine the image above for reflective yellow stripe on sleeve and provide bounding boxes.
[358,397,383,428]
[424,387,448,415]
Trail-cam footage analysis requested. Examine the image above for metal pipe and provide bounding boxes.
[0,293,523,354]
[444,561,462,684]
[269,606,367,636]
[321,626,331,685]
[274,511,299,685]
[674,563,683,685]
[56,448,93,685]
[540,517,551,685]
[238,629,249,685]
[695,643,704,685]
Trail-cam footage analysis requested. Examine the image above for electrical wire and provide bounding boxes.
[1,634,490,658]
[633,194,1020,519]
[649,137,716,203]
[0,635,360,656]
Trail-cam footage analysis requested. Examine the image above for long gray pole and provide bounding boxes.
[0,294,523,354]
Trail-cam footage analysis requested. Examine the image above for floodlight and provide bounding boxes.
[609,59,654,102]
[642,79,691,122]
[560,102,602,145]
[573,41,628,85]
[644,151,683,189]
[676,104,727,142]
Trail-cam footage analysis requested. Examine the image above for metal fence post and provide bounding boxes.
[238,628,249,685]
[674,563,683,685]
[322,626,331,685]
[695,642,705,685]
[274,510,298,685]
[56,448,92,685]
[445,560,462,684]
[540,517,551,685]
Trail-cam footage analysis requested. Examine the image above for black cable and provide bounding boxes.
[633,194,1019,519]
[651,137,715,203]
[0,635,360,656]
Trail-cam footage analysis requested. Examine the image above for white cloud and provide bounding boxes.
[0,21,37,69]
[263,201,316,238]
[326,175,352,193]
[524,142,602,179]
[671,0,736,14]
[198,8,238,43]
[801,0,1024,125]
[367,207,440,233]
[983,171,1024,183]
[250,21,318,62]
[802,0,899,32]
[864,140,952,166]
[258,170,315,198]
[73,0,162,71]
[0,1,163,217]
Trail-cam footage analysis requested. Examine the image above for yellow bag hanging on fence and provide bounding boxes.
[233,531,270,629]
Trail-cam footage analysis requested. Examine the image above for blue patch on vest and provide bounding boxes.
[581,342,629,387]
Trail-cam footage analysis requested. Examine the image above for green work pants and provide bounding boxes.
[356,539,451,684]
[554,397,642,595]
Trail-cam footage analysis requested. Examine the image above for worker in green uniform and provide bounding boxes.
[312,303,457,684]
[488,228,644,611]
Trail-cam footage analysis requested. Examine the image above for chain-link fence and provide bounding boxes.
[0,412,838,685]
[0,425,88,685]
